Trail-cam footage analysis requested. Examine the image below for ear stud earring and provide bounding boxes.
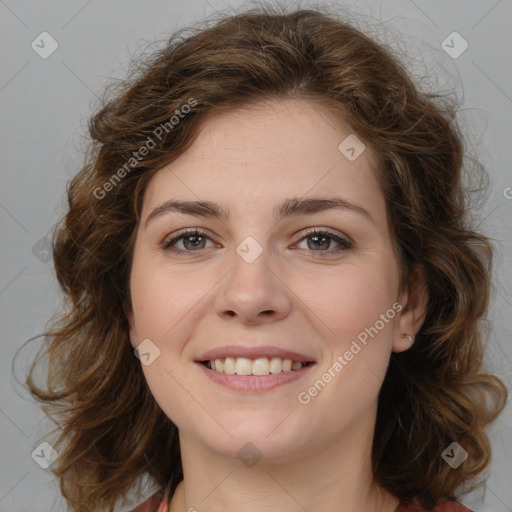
[401,334,414,343]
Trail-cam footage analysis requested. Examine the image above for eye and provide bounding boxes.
[161,227,353,257]
[293,228,353,257]
[162,229,216,255]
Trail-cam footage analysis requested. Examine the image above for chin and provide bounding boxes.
[208,433,309,464]
[192,412,315,461]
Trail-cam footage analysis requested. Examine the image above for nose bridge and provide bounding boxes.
[231,235,271,291]
[214,233,291,323]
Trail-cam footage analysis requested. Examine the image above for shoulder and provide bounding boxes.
[131,490,166,512]
[397,501,474,512]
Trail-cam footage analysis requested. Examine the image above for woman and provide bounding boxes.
[23,6,507,512]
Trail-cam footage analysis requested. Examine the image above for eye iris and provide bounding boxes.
[308,234,330,250]
[183,234,205,250]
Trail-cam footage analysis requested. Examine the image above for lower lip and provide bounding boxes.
[195,362,315,392]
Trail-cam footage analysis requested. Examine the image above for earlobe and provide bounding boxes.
[401,334,414,344]
[392,264,429,353]
[394,332,415,352]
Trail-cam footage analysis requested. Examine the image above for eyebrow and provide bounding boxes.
[144,197,374,228]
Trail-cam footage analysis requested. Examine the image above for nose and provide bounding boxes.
[214,247,292,325]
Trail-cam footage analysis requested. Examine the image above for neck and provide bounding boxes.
[168,412,399,512]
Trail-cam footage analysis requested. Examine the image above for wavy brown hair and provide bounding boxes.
[15,5,507,512]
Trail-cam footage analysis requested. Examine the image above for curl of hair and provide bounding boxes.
[18,6,507,511]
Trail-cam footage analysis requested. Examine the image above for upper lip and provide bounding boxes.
[196,345,316,363]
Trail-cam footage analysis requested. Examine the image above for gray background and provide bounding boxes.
[1,0,511,510]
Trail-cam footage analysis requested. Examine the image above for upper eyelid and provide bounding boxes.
[162,227,215,244]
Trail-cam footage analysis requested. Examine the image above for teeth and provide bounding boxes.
[235,357,253,376]
[282,359,292,372]
[206,356,309,375]
[223,357,236,375]
[253,358,270,376]
[269,357,282,374]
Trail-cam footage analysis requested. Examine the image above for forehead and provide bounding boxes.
[141,98,384,220]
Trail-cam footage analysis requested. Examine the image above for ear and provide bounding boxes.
[392,264,429,353]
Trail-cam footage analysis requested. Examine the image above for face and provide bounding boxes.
[128,99,424,462]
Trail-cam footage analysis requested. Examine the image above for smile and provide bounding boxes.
[201,356,313,376]
[196,359,316,392]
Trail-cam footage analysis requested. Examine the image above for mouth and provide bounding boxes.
[196,357,315,392]
[199,357,315,376]
[194,345,317,391]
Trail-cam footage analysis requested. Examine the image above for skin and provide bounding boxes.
[127,98,428,512]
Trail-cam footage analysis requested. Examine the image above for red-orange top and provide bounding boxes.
[396,502,473,512]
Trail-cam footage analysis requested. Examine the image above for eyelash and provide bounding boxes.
[161,228,353,258]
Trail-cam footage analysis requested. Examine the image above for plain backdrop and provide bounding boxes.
[1,0,511,510]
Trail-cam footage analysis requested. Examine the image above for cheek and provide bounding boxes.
[129,258,210,426]
[129,256,209,344]
[303,264,398,404]
[302,261,399,343]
